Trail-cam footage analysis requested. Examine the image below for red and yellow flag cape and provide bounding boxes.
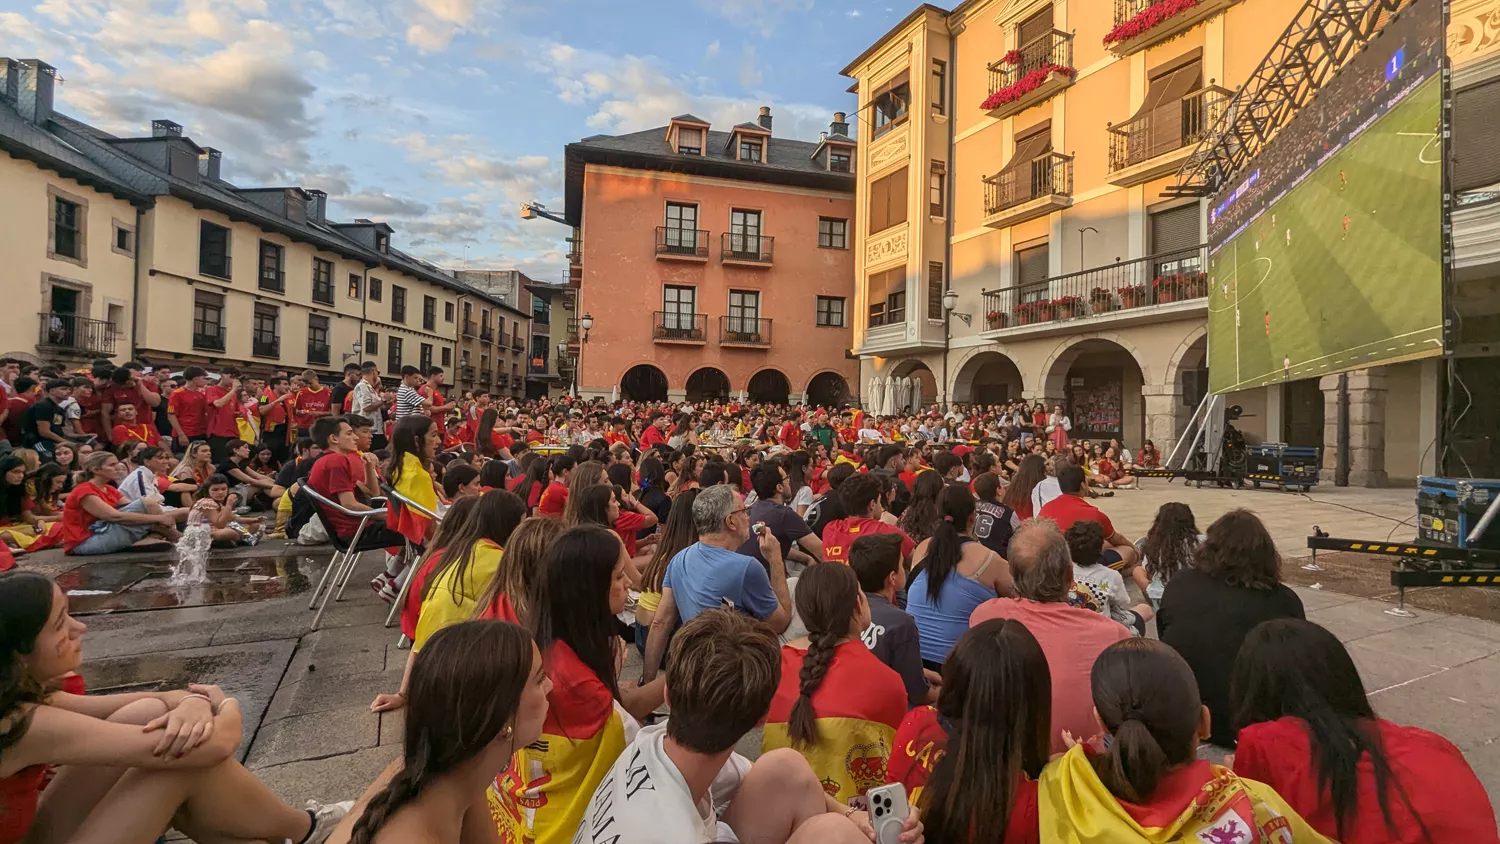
[389,453,438,546]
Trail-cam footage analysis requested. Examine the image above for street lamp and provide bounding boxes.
[580,312,594,341]
[941,289,970,326]
[572,312,594,398]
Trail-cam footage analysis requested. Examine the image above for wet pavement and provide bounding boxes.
[59,555,326,615]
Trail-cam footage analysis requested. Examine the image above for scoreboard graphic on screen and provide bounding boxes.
[1205,0,1444,395]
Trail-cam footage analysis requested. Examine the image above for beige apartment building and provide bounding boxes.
[1,57,512,382]
[844,0,1500,484]
[453,270,535,400]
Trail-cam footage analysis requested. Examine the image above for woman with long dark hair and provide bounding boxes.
[634,487,698,653]
[906,486,1015,670]
[1001,454,1046,520]
[635,454,671,525]
[0,572,351,844]
[1137,501,1201,607]
[1232,619,1491,842]
[338,620,551,844]
[573,484,657,562]
[1158,508,1304,747]
[897,470,945,544]
[508,455,553,515]
[560,460,607,526]
[0,456,44,550]
[384,415,443,546]
[762,563,906,807]
[887,619,1051,843]
[490,525,665,843]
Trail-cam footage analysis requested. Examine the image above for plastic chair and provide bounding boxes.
[380,482,443,629]
[301,485,391,630]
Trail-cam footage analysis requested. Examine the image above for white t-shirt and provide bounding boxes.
[791,485,815,511]
[1031,476,1062,516]
[1071,563,1137,630]
[117,466,159,503]
[573,723,750,844]
[351,381,383,428]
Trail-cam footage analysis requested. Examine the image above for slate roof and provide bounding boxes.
[0,97,151,204]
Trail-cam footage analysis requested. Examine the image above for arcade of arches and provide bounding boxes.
[616,363,853,407]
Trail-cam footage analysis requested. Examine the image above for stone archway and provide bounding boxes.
[620,363,668,402]
[748,368,791,404]
[887,359,938,414]
[685,367,731,402]
[1040,337,1148,445]
[951,350,1025,407]
[806,371,851,408]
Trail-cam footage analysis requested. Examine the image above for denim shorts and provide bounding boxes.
[70,498,157,555]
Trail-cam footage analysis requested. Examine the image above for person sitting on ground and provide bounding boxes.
[0,456,47,550]
[1158,508,1305,749]
[474,516,563,626]
[108,401,160,449]
[886,618,1051,843]
[61,451,186,555]
[215,439,276,511]
[171,441,215,501]
[559,460,606,526]
[1231,618,1496,843]
[642,484,793,682]
[507,455,553,515]
[1001,454,1047,521]
[573,484,657,567]
[850,533,933,707]
[440,462,481,500]
[634,488,699,660]
[193,474,263,546]
[970,519,1130,753]
[1038,465,1148,594]
[489,525,667,843]
[973,472,1019,559]
[906,486,1016,671]
[737,462,823,571]
[331,620,550,844]
[574,608,924,844]
[803,462,853,539]
[1094,446,1136,490]
[1036,638,1330,842]
[0,571,351,844]
[897,471,945,545]
[1137,439,1161,468]
[820,473,915,565]
[762,562,908,807]
[1136,501,1201,609]
[1065,521,1153,636]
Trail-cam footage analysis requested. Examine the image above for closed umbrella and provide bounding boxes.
[912,378,922,417]
[884,377,898,420]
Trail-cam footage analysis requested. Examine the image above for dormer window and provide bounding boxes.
[376,232,390,253]
[830,150,852,172]
[677,128,704,155]
[872,70,911,139]
[739,139,763,162]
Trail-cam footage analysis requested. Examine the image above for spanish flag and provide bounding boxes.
[488,640,631,844]
[762,641,907,807]
[390,453,438,546]
[413,540,503,650]
[1037,746,1333,843]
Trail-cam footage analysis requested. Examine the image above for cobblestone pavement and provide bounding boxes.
[34,483,1500,831]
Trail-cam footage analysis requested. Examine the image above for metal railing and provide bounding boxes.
[307,340,331,365]
[37,313,119,356]
[719,316,772,346]
[983,152,1074,216]
[721,232,774,264]
[988,30,1074,97]
[260,269,285,292]
[483,328,495,343]
[511,338,525,352]
[191,321,225,352]
[462,320,478,338]
[979,245,1208,330]
[653,311,708,341]
[656,226,709,258]
[497,373,509,387]
[1109,86,1233,171]
[479,370,492,385]
[528,357,550,375]
[252,336,280,358]
[460,365,476,381]
[312,280,335,305]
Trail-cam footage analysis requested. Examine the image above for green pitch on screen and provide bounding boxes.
[1207,76,1443,395]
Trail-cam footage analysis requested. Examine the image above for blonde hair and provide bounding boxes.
[473,517,563,625]
[562,460,607,525]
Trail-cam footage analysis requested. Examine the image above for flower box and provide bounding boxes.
[986,310,1009,329]
[1089,287,1118,312]
[980,64,1078,111]
[1103,0,1207,47]
[1118,285,1147,309]
[1052,296,1082,320]
[1014,301,1054,325]
[1185,272,1208,298]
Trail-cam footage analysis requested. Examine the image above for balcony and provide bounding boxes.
[497,373,510,388]
[252,336,280,359]
[460,364,477,382]
[1108,85,1232,186]
[259,269,285,293]
[719,316,772,347]
[983,30,1075,119]
[979,245,1208,338]
[307,340,331,366]
[462,320,478,338]
[191,321,225,353]
[652,311,708,344]
[1106,0,1243,56]
[481,327,494,343]
[721,233,774,267]
[37,313,119,357]
[982,152,1074,228]
[656,226,710,261]
[312,281,335,306]
[528,356,552,376]
[479,370,492,386]
[511,338,525,352]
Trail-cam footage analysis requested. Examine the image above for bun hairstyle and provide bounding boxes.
[1089,638,1203,803]
[788,562,862,748]
[349,620,534,844]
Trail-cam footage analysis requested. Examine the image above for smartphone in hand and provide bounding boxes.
[866,783,910,844]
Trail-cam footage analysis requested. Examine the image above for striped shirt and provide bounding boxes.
[394,385,424,420]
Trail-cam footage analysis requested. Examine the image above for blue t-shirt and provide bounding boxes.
[664,541,779,623]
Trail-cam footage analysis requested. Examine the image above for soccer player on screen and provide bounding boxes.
[1342,214,1351,241]
[1340,169,1347,191]
[1265,312,1271,336]
[1286,228,1291,247]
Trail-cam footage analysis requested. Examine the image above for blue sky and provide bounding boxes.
[1,0,909,281]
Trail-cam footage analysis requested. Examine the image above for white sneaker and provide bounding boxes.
[300,799,355,844]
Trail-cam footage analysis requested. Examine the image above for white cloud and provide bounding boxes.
[705,39,720,57]
[738,45,762,88]
[696,0,814,37]
[847,9,861,16]
[334,191,432,217]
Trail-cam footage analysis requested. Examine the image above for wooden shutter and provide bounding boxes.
[1001,124,1052,176]
[1455,79,1500,193]
[1150,204,1201,256]
[888,167,908,228]
[927,262,945,320]
[869,174,889,234]
[1018,6,1054,48]
[1016,243,1049,287]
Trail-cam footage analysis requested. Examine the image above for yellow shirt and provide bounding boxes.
[637,589,661,613]
[413,539,503,650]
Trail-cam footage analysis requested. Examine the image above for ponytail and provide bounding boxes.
[786,563,862,748]
[1093,714,1172,803]
[920,486,976,602]
[349,759,427,844]
[1088,639,1201,805]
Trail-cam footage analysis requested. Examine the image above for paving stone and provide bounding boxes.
[1347,621,1500,672]
[1346,641,1451,695]
[264,665,405,722]
[1366,673,1500,753]
[1288,584,1365,613]
[1304,598,1434,643]
[255,745,401,809]
[246,705,380,768]
[378,709,405,747]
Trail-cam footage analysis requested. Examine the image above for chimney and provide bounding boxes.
[0,59,18,105]
[758,105,773,132]
[17,60,56,126]
[830,111,849,137]
[306,189,327,224]
[197,147,221,181]
[151,119,183,138]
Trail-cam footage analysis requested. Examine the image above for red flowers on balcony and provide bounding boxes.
[1103,0,1205,46]
[980,63,1077,111]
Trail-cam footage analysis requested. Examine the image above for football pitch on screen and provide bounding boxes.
[1206,76,1443,395]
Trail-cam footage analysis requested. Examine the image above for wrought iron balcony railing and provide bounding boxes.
[987,30,1074,99]
[719,316,772,346]
[37,313,119,356]
[656,226,709,259]
[1109,86,1233,172]
[979,245,1208,331]
[191,320,225,352]
[983,152,1074,216]
[307,340,331,366]
[721,232,774,265]
[252,336,280,358]
[653,311,708,342]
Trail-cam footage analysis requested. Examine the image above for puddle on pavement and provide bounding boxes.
[63,556,324,616]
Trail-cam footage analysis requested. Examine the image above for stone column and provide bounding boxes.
[1319,368,1388,487]
[1142,382,1184,458]
[667,389,686,403]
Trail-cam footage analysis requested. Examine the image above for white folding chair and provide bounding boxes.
[380,483,443,629]
[301,485,387,631]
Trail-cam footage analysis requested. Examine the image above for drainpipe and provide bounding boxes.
[127,205,146,361]
[941,24,959,409]
[1335,372,1350,487]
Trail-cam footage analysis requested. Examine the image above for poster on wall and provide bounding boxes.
[1068,369,1123,439]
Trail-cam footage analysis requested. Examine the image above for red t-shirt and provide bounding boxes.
[489,430,514,452]
[1037,493,1114,537]
[168,387,208,437]
[1235,716,1498,843]
[111,423,158,446]
[61,481,122,553]
[640,425,666,450]
[604,431,631,447]
[73,392,105,437]
[507,475,545,510]
[399,549,445,640]
[821,517,915,564]
[342,392,354,413]
[536,481,569,518]
[779,421,802,450]
[103,382,155,422]
[308,452,368,538]
[260,390,289,429]
[2,395,33,444]
[294,386,332,431]
[613,511,649,557]
[204,386,241,438]
[422,386,447,433]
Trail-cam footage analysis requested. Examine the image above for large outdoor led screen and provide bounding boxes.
[1206,1,1444,395]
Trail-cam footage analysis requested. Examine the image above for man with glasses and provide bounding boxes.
[641,484,792,683]
[737,461,822,571]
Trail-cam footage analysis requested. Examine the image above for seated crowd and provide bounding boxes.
[1,359,1494,844]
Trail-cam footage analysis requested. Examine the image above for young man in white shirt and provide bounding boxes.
[574,609,922,844]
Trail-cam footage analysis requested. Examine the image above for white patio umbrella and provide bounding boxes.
[912,378,923,416]
[884,377,898,420]
[867,376,882,415]
[610,385,619,404]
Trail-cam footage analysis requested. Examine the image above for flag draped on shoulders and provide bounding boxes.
[390,453,438,546]
[489,640,632,844]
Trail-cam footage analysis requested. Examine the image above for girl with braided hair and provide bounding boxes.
[334,620,551,844]
[761,562,907,808]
